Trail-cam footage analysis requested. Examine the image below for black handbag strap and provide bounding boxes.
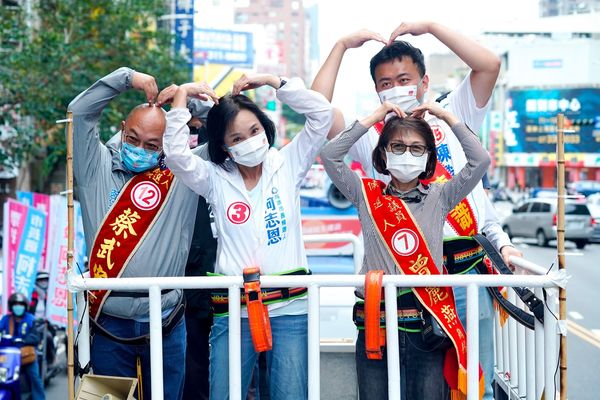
[471,234,545,330]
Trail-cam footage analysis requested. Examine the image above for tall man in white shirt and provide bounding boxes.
[312,22,523,399]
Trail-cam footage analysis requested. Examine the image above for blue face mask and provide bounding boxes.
[120,142,161,173]
[12,305,26,317]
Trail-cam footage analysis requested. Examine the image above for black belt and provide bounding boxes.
[443,238,486,275]
[210,269,310,316]
[353,291,423,331]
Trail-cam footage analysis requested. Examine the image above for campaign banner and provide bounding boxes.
[301,208,362,256]
[45,196,86,327]
[2,199,29,313]
[17,192,51,273]
[13,206,47,300]
[505,87,600,153]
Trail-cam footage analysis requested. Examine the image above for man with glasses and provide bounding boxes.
[68,67,217,400]
[313,22,522,399]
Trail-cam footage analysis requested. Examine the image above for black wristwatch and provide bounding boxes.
[279,77,287,89]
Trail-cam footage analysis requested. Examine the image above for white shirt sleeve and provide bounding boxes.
[277,78,333,191]
[163,108,215,201]
[445,72,491,133]
[481,197,513,252]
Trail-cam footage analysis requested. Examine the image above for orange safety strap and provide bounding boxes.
[243,267,273,352]
[364,270,386,360]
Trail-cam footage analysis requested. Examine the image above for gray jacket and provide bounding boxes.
[68,67,198,319]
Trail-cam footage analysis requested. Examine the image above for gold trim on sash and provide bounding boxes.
[88,167,176,320]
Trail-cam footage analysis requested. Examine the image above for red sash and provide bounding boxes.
[88,167,175,320]
[361,178,483,399]
[373,121,478,236]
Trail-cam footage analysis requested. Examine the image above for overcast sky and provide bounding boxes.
[310,0,541,114]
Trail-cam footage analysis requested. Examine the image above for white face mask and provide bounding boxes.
[385,150,428,183]
[228,131,269,167]
[378,82,422,120]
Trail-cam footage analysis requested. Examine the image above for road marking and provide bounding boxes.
[592,329,600,339]
[568,311,584,320]
[567,320,600,348]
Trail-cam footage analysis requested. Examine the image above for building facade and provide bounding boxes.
[234,0,309,81]
[539,0,600,17]
[483,16,600,190]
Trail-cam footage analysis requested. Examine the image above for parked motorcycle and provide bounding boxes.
[0,334,22,400]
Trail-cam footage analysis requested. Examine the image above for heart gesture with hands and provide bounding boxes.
[361,101,406,129]
[411,102,459,127]
[231,73,281,96]
[339,29,386,50]
[170,82,219,110]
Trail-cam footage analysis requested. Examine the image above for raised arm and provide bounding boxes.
[321,102,403,206]
[389,21,501,107]
[274,78,333,189]
[67,68,158,184]
[481,199,523,268]
[162,82,219,199]
[412,102,490,211]
[311,30,386,139]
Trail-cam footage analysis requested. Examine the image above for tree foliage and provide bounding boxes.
[0,0,189,178]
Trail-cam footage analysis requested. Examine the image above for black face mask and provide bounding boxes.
[189,125,208,145]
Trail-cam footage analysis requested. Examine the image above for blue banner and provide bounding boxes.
[13,206,46,299]
[174,0,194,79]
[16,191,33,206]
[505,88,600,153]
[194,28,254,68]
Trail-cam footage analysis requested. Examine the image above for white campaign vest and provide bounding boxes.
[206,149,311,278]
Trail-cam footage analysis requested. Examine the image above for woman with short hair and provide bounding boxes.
[320,101,491,400]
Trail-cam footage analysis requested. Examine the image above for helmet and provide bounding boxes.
[8,292,28,310]
[36,271,50,280]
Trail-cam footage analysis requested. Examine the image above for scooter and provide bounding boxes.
[28,271,66,386]
[37,320,65,385]
[0,334,22,400]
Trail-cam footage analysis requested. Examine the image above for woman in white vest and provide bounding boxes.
[162,73,333,400]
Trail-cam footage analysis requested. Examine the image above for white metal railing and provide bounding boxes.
[491,255,565,400]
[69,234,564,400]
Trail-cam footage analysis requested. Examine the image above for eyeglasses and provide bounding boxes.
[388,142,428,157]
[123,133,162,153]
